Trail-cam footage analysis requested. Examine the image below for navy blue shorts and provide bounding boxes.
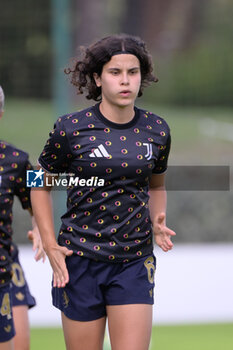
[52,254,156,321]
[0,284,15,342]
[11,250,36,309]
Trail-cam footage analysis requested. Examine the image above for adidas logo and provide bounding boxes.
[89,144,110,158]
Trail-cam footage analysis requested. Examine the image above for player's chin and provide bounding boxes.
[117,98,135,108]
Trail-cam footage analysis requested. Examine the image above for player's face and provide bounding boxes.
[94,54,141,109]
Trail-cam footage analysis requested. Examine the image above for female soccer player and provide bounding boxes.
[0,85,45,350]
[31,34,176,350]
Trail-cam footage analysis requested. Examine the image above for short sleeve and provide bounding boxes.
[15,157,33,210]
[38,117,73,173]
[153,133,171,174]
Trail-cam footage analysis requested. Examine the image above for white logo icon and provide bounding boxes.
[143,143,153,160]
[26,168,45,187]
[89,144,110,158]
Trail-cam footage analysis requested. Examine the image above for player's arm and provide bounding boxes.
[14,156,46,262]
[149,173,176,252]
[30,167,73,288]
[27,209,46,262]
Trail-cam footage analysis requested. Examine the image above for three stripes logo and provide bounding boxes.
[89,144,110,158]
[89,143,153,160]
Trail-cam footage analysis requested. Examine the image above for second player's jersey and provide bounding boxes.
[0,141,32,285]
[39,103,171,263]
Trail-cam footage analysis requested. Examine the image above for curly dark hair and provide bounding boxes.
[65,34,158,101]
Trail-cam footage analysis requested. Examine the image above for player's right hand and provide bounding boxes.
[46,245,73,288]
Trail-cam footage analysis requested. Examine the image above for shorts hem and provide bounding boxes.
[11,302,36,309]
[0,331,15,342]
[106,300,154,306]
[12,297,36,309]
[53,303,106,322]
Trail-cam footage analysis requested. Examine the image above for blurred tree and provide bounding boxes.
[72,0,109,50]
[0,0,232,105]
[120,0,143,37]
[121,0,233,106]
[121,0,208,53]
[0,0,51,98]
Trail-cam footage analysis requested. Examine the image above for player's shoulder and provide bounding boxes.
[0,140,29,160]
[136,106,170,132]
[55,106,94,128]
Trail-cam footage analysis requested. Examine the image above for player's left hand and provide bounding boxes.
[153,213,176,252]
[27,226,46,262]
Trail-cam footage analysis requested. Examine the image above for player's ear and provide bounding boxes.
[93,73,101,87]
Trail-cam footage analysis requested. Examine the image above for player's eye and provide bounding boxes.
[110,70,119,75]
[129,69,139,75]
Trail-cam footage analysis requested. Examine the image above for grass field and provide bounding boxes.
[30,323,233,350]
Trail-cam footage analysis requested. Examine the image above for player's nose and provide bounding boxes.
[120,72,130,85]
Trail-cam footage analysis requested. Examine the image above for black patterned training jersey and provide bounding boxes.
[38,103,171,263]
[0,141,32,286]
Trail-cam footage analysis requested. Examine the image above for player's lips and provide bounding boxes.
[119,90,132,96]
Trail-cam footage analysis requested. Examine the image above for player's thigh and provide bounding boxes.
[0,340,14,350]
[12,305,30,350]
[107,304,153,350]
[61,312,106,350]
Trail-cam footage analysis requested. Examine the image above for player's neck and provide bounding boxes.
[99,101,135,124]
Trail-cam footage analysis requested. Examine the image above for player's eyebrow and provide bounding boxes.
[107,66,140,71]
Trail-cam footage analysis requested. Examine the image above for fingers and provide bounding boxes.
[27,230,33,241]
[162,228,176,252]
[163,237,174,251]
[166,228,176,236]
[65,249,73,257]
[52,262,69,288]
[34,246,46,262]
[27,230,38,251]
[28,230,46,262]
[154,224,176,252]
[48,247,73,288]
[53,268,70,288]
[160,245,170,252]
[157,236,173,252]
[53,269,69,288]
